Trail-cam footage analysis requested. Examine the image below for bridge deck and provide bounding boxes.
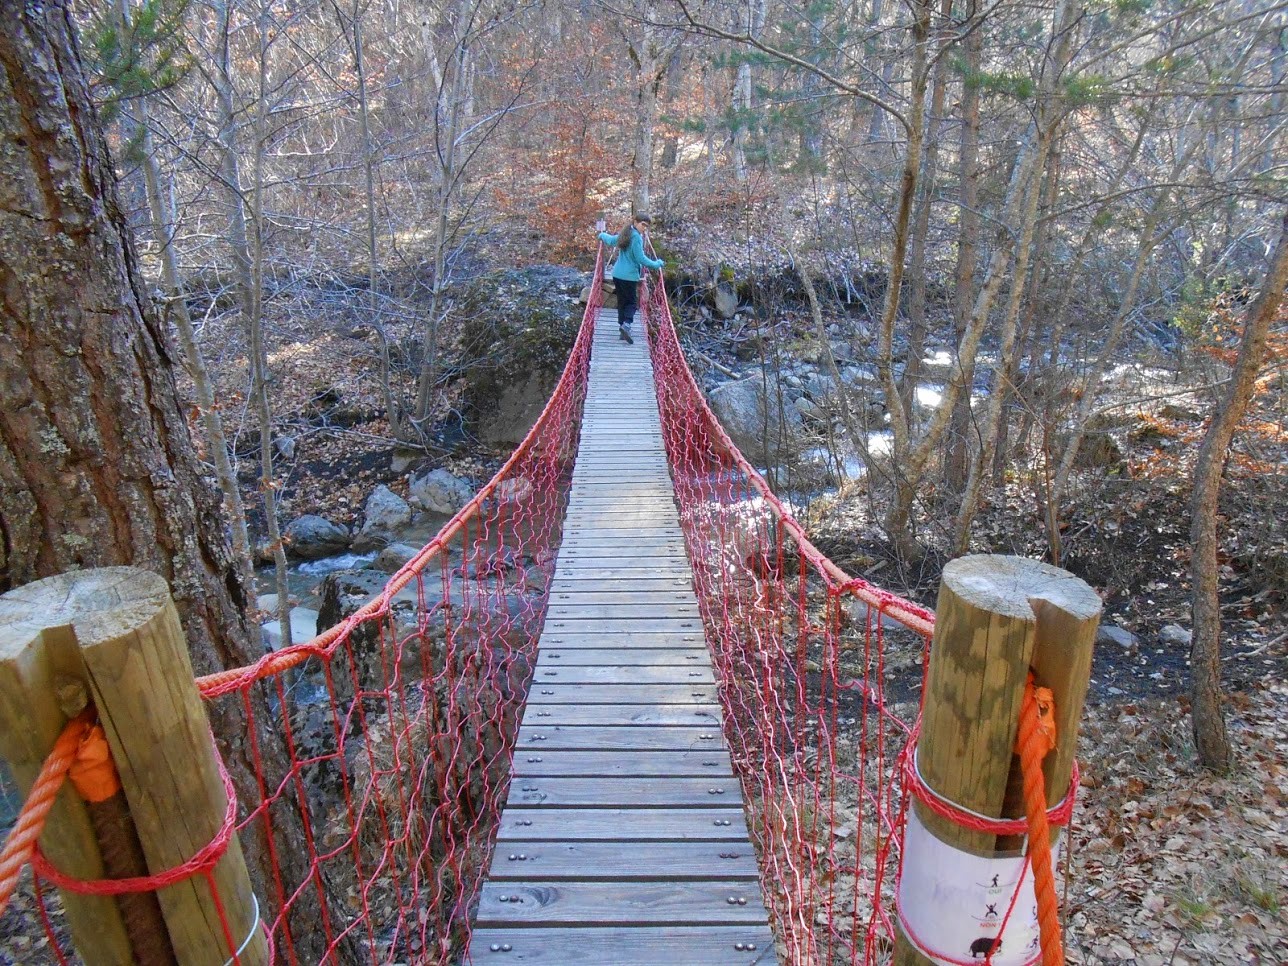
[468,310,776,964]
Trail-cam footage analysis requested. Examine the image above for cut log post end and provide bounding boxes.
[0,567,267,966]
[894,554,1101,966]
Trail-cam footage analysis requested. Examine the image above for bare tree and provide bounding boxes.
[1189,211,1288,771]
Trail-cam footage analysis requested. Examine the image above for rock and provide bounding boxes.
[410,468,474,515]
[803,371,836,401]
[707,377,805,463]
[284,515,350,560]
[390,447,422,474]
[1158,403,1199,421]
[713,282,739,319]
[1097,624,1138,649]
[830,341,855,363]
[1159,624,1192,647]
[794,396,822,419]
[459,266,584,444]
[363,485,412,533]
[373,542,423,573]
[352,485,412,552]
[261,607,321,650]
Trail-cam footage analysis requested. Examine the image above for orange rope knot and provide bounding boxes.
[68,724,121,804]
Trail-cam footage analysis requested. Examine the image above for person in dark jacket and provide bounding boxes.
[597,214,665,343]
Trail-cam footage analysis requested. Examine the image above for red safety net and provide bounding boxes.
[641,272,937,964]
[0,255,602,965]
[2,243,1008,966]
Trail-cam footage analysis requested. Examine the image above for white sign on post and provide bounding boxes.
[896,808,1056,965]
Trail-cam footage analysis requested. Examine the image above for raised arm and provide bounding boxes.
[630,233,664,270]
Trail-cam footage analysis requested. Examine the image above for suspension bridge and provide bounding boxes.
[0,244,1098,966]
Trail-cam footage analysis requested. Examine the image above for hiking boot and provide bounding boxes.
[619,324,634,344]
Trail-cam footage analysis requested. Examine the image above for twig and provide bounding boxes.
[686,346,739,379]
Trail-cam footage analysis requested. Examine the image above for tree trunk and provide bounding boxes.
[0,1,312,935]
[631,35,659,215]
[210,0,291,649]
[943,11,981,494]
[899,0,954,429]
[0,0,256,669]
[1189,210,1288,771]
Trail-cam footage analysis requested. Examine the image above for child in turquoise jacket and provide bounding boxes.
[597,215,665,344]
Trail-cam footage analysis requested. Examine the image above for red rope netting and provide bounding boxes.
[0,254,603,965]
[3,244,1071,966]
[641,271,939,964]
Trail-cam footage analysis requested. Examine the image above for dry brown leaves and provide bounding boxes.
[1066,682,1288,963]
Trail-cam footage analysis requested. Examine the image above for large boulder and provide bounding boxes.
[372,542,423,574]
[283,515,350,560]
[460,266,586,446]
[713,282,739,319]
[353,485,412,551]
[409,468,474,515]
[707,377,805,463]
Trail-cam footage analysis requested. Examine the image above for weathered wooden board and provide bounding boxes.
[530,665,714,686]
[544,604,702,621]
[516,724,725,751]
[525,683,718,704]
[545,593,697,608]
[536,648,708,666]
[510,750,733,777]
[541,618,705,635]
[549,571,692,584]
[503,776,743,809]
[467,926,777,965]
[535,633,706,650]
[494,808,750,842]
[521,704,721,727]
[474,880,768,927]
[485,841,759,881]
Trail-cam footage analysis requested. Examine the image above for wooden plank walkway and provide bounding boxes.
[468,309,776,964]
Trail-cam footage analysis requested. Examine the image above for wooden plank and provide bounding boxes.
[531,665,714,686]
[545,592,696,606]
[544,604,701,620]
[525,684,717,704]
[555,554,692,567]
[560,540,684,551]
[511,750,732,777]
[541,619,704,635]
[494,808,750,842]
[521,704,721,727]
[485,841,759,881]
[548,571,695,587]
[474,880,768,926]
[504,777,741,809]
[517,724,724,751]
[468,926,777,965]
[536,633,705,649]
[536,648,708,665]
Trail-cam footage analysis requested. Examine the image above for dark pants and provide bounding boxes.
[615,278,639,329]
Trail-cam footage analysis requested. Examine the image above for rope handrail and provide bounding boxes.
[2,242,1079,966]
[0,249,607,933]
[634,247,935,639]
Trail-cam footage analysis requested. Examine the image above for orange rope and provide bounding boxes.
[1016,674,1064,966]
[0,711,95,915]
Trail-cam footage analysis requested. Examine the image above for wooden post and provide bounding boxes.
[0,568,268,966]
[893,554,1101,965]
